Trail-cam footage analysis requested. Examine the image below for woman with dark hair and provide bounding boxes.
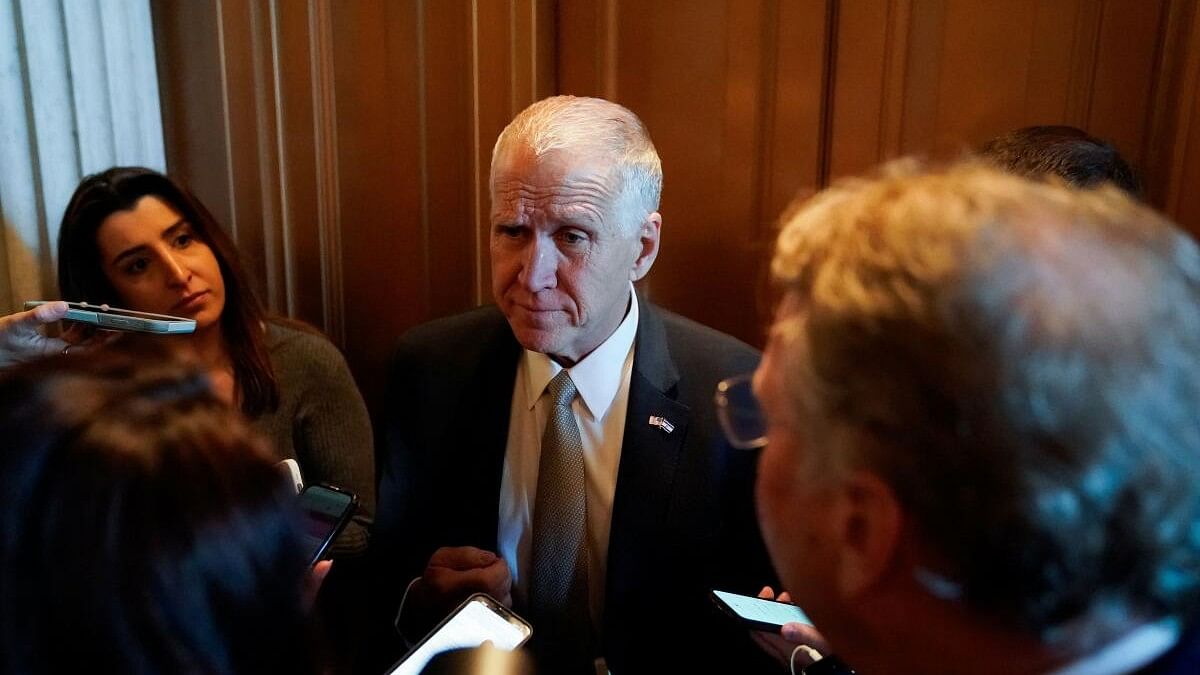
[0,166,373,555]
[0,348,321,674]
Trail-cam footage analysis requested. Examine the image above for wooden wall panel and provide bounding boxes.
[329,0,426,409]
[827,0,911,180]
[558,0,831,345]
[154,0,553,409]
[1161,0,1200,233]
[153,0,1200,412]
[828,0,1171,174]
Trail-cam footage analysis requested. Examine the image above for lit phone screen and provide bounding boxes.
[298,488,351,561]
[387,599,528,675]
[713,589,812,626]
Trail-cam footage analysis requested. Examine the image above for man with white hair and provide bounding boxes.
[367,96,776,674]
[750,162,1200,675]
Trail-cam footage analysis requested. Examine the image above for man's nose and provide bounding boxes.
[517,237,557,291]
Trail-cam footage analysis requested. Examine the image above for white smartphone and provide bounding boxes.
[24,301,196,334]
[386,594,532,675]
[711,589,813,631]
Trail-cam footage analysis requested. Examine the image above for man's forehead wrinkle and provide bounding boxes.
[492,176,615,223]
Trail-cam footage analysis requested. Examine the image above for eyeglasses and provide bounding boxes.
[714,374,767,450]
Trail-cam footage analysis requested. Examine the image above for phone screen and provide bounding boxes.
[386,596,531,675]
[712,590,812,628]
[297,485,354,564]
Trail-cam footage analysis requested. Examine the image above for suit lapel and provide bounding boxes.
[445,314,522,551]
[604,302,691,634]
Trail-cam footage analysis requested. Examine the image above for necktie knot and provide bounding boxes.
[546,370,577,409]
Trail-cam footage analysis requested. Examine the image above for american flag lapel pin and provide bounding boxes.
[648,415,675,434]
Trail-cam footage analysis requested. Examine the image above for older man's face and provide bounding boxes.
[490,146,654,365]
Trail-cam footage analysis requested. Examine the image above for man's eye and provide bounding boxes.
[558,230,587,245]
[496,225,525,239]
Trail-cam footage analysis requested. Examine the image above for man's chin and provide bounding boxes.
[509,325,566,355]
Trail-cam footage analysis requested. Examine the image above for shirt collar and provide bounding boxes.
[522,285,639,422]
[1045,618,1181,675]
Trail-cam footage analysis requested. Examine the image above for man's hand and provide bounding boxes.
[399,546,512,638]
[0,302,70,366]
[749,586,830,670]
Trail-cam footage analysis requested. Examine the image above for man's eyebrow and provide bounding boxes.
[110,218,187,266]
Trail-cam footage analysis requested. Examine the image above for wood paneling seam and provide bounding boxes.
[212,0,240,241]
[1166,1,1200,214]
[470,0,485,305]
[878,0,912,159]
[601,0,618,100]
[248,2,283,309]
[9,0,51,278]
[817,0,839,187]
[309,0,343,343]
[267,0,296,316]
[754,0,781,235]
[416,0,432,314]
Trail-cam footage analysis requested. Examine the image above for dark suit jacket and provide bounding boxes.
[368,302,778,673]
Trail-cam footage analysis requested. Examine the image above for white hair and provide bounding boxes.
[491,96,663,224]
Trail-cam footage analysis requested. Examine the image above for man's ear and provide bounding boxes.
[830,471,903,599]
[630,211,662,282]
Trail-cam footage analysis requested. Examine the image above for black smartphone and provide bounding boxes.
[711,589,812,632]
[296,483,357,565]
[385,594,532,675]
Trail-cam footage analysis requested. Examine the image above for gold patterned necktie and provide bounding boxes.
[529,370,595,672]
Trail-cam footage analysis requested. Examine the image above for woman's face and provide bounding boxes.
[95,195,227,332]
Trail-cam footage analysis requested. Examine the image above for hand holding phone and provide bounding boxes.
[711,589,813,631]
[385,594,532,675]
[1,302,72,366]
[24,301,196,334]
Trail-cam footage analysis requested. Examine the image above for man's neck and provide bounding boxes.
[548,289,635,368]
[837,589,1063,675]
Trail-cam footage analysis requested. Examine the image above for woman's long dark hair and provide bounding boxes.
[0,348,317,674]
[57,167,279,415]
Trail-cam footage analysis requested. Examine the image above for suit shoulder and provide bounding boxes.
[392,305,513,367]
[656,307,760,370]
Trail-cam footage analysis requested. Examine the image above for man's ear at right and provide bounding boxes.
[629,211,662,282]
[829,471,904,599]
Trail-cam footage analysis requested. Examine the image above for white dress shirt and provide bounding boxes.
[497,286,639,634]
[1045,618,1180,675]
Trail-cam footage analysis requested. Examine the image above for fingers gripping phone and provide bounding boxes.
[385,594,532,675]
[297,483,357,566]
[711,589,813,631]
[24,301,196,334]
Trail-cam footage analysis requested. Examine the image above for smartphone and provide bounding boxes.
[711,589,812,631]
[24,300,196,334]
[385,594,532,675]
[277,459,304,495]
[296,483,357,565]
